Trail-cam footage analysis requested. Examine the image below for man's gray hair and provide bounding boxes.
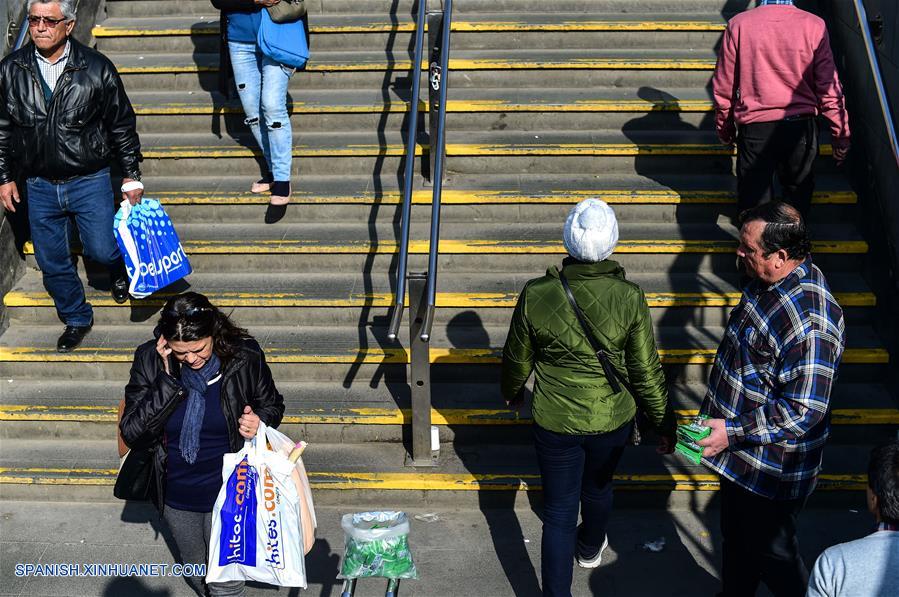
[27,0,77,21]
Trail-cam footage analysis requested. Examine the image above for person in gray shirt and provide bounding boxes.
[807,440,899,597]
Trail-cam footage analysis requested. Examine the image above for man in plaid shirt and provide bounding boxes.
[697,202,845,596]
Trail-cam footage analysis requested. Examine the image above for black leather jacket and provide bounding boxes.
[120,336,285,512]
[0,39,142,184]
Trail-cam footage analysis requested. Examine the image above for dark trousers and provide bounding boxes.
[720,478,809,597]
[26,168,124,326]
[534,421,631,597]
[736,118,818,217]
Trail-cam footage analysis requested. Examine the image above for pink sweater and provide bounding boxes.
[712,5,850,144]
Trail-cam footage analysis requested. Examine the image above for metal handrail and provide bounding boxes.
[419,0,453,342]
[852,0,899,169]
[12,2,29,52]
[386,0,429,341]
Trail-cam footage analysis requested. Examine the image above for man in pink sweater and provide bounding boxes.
[712,0,850,217]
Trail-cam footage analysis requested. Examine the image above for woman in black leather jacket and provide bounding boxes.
[120,292,284,597]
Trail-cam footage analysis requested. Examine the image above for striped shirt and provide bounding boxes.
[34,40,70,93]
[700,257,845,500]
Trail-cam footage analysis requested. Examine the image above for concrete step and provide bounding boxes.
[126,129,837,177]
[0,439,872,506]
[21,221,869,277]
[1,380,894,444]
[126,86,716,116]
[0,324,887,377]
[105,0,748,18]
[21,220,868,257]
[120,64,718,92]
[93,14,726,52]
[133,172,857,211]
[126,87,724,134]
[3,269,876,330]
[107,48,717,75]
[21,251,865,279]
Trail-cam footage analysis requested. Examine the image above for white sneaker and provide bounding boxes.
[576,534,609,569]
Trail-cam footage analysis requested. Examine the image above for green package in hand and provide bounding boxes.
[338,511,419,580]
[675,415,711,464]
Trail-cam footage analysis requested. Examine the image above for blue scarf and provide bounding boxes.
[178,353,222,464]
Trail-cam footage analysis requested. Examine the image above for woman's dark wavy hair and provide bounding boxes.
[157,292,250,362]
[738,201,812,260]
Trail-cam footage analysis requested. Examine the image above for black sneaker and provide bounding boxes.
[57,321,93,353]
[111,276,129,304]
[576,534,609,569]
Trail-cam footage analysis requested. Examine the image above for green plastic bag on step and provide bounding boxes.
[337,511,419,580]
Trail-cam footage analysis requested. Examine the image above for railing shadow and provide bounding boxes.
[342,0,416,392]
[442,310,543,596]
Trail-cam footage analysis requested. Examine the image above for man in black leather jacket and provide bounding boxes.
[0,0,144,352]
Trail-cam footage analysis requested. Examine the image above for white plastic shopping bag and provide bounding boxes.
[113,198,191,298]
[207,421,307,587]
[264,425,317,554]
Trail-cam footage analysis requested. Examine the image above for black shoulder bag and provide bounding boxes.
[113,399,157,502]
[559,270,646,445]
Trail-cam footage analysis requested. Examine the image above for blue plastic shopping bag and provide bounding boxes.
[218,456,258,567]
[113,199,191,298]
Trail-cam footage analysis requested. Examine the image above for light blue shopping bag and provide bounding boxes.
[113,199,192,299]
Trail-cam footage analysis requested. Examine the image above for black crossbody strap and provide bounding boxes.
[559,270,633,396]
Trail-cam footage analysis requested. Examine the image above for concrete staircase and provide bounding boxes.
[1,0,894,511]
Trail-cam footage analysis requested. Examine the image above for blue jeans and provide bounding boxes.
[26,168,122,327]
[227,41,294,182]
[534,421,631,597]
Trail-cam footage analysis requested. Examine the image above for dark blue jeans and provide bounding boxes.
[534,421,631,597]
[26,168,122,326]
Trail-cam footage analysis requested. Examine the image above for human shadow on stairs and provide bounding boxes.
[440,310,543,596]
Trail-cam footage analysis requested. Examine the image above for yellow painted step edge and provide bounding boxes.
[0,347,888,364]
[128,189,860,206]
[133,99,716,115]
[116,58,717,74]
[3,290,877,308]
[135,143,833,159]
[0,468,866,491]
[20,239,871,255]
[93,20,726,37]
[1,405,895,426]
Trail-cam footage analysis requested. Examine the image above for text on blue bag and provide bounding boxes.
[219,457,258,566]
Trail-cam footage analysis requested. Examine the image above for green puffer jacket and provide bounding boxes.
[502,259,674,435]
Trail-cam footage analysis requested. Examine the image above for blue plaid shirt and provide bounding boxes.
[700,257,845,500]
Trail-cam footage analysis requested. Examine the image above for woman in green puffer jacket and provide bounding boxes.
[501,198,676,597]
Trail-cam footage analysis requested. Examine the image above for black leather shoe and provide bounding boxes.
[57,322,92,353]
[111,276,129,304]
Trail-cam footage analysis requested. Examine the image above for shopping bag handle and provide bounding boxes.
[115,199,141,298]
[247,419,269,464]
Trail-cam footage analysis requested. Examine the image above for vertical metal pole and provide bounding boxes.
[426,4,444,184]
[340,578,356,597]
[385,578,401,597]
[407,273,436,466]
